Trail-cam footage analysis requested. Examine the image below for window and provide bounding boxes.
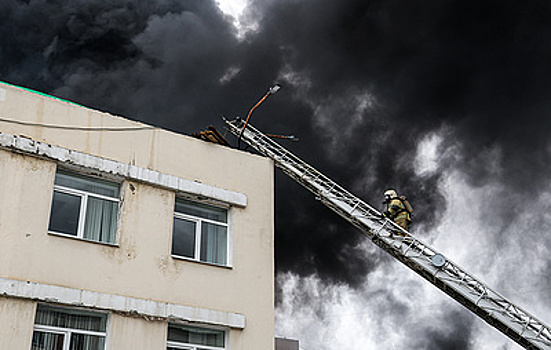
[167,324,226,350]
[48,169,120,244]
[31,305,107,350]
[172,198,229,266]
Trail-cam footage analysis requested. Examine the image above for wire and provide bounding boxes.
[0,117,155,131]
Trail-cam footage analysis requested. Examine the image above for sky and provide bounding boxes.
[2,0,551,348]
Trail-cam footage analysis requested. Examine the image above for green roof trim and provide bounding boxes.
[0,80,85,108]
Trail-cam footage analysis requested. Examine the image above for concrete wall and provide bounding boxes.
[0,297,36,349]
[0,82,274,349]
[109,314,167,350]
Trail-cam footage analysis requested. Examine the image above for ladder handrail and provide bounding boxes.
[225,117,551,350]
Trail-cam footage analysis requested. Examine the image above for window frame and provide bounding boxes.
[166,323,227,350]
[172,197,232,267]
[48,167,122,245]
[31,304,109,350]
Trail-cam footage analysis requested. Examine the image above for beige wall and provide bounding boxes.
[0,297,36,349]
[0,82,274,349]
[109,314,167,350]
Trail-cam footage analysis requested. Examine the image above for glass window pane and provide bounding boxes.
[175,199,227,223]
[172,218,196,258]
[168,325,225,347]
[49,191,81,235]
[200,223,227,265]
[70,333,105,350]
[32,331,64,350]
[83,197,118,243]
[55,171,119,198]
[35,306,107,332]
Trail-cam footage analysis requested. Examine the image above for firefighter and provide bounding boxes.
[382,189,411,235]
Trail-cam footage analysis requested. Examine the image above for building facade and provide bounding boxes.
[0,82,275,349]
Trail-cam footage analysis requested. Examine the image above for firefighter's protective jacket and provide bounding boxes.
[386,198,410,222]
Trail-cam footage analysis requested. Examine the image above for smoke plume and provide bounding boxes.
[2,0,551,348]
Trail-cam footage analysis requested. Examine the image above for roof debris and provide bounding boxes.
[192,126,229,146]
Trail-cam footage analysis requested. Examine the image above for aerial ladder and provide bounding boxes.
[224,117,551,350]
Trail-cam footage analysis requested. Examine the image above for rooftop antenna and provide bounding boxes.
[237,83,281,149]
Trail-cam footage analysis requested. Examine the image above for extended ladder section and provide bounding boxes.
[224,117,551,350]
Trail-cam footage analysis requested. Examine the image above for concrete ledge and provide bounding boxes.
[0,132,247,207]
[0,277,245,329]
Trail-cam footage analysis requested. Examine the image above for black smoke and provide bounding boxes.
[239,0,551,288]
[2,0,551,345]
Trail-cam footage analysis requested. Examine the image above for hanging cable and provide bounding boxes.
[0,117,155,131]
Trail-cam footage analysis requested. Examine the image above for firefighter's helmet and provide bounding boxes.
[384,189,398,202]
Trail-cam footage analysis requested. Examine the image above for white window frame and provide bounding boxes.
[48,169,121,245]
[166,342,225,350]
[166,324,227,350]
[172,198,231,267]
[32,306,108,350]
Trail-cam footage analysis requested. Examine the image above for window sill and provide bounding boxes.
[171,254,233,269]
[48,231,119,247]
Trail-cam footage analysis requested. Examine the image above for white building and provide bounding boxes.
[0,81,275,349]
